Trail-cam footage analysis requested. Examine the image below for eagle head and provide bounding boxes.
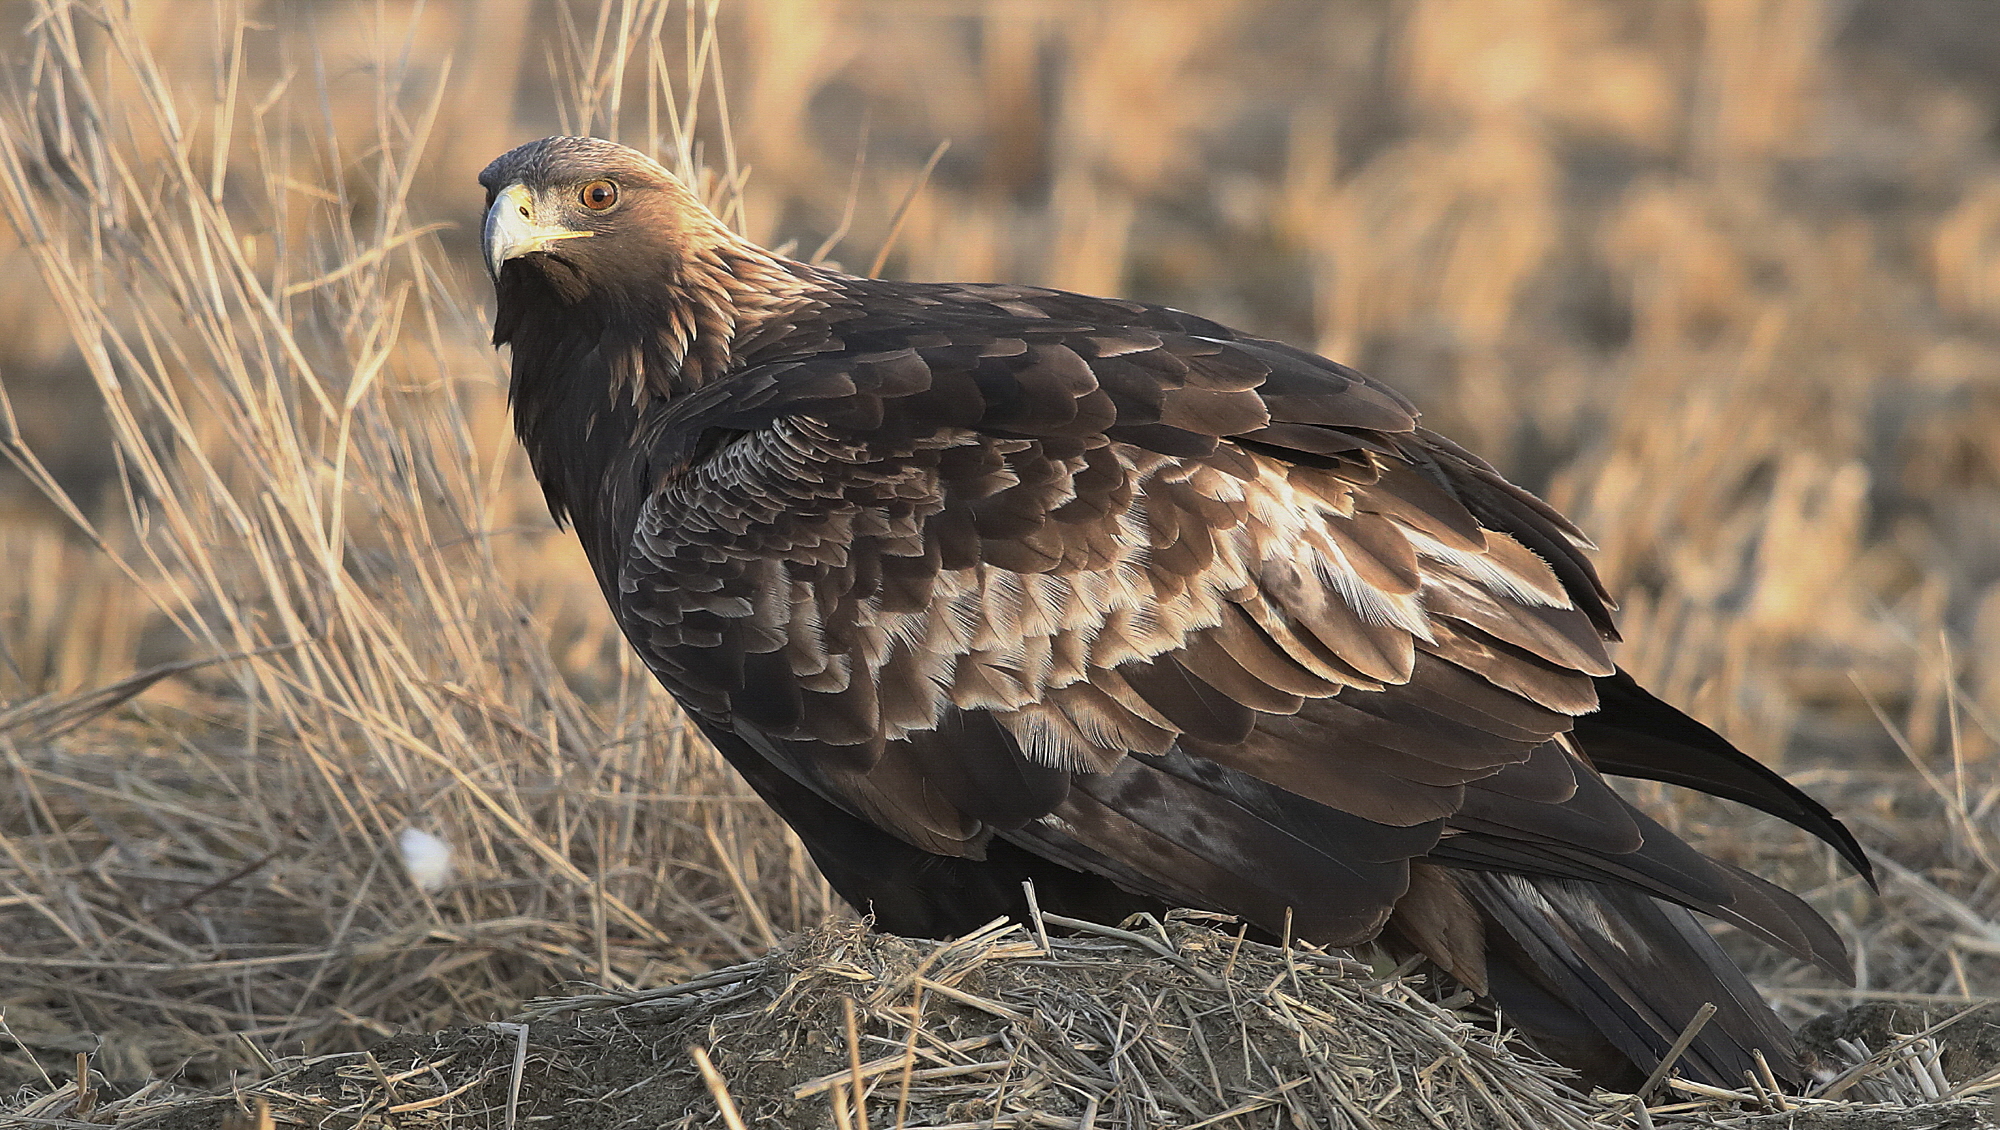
[478,136,724,314]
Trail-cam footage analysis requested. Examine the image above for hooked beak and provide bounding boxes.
[483,182,591,279]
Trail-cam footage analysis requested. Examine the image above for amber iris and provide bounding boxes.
[579,180,618,211]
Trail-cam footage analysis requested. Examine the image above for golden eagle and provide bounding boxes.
[479,136,1869,1088]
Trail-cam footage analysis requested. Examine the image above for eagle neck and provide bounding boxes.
[651,238,823,394]
[496,276,652,592]
[497,240,825,590]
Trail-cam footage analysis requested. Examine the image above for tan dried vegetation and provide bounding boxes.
[0,1,1997,1126]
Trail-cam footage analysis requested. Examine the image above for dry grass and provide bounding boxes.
[0,915,1618,1130]
[0,0,832,1090]
[4,916,1996,1130]
[0,0,1997,1125]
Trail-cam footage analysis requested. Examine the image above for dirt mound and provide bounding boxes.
[17,916,1606,1129]
[7,917,1995,1130]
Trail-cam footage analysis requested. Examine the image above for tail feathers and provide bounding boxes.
[1705,858,1853,980]
[1578,669,1873,884]
[1445,737,1851,979]
[1440,805,1851,979]
[1462,870,1803,1090]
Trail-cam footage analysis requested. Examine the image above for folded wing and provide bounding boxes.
[613,281,1863,1086]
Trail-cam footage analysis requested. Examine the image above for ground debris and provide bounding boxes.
[4,915,1600,1129]
[6,918,1997,1129]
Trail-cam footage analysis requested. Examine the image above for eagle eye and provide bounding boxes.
[579,180,619,211]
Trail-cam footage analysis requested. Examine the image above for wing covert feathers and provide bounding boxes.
[485,141,1861,1091]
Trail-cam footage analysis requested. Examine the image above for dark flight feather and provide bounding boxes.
[480,136,1871,1089]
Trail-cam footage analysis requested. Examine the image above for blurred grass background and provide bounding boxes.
[0,0,1996,1093]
